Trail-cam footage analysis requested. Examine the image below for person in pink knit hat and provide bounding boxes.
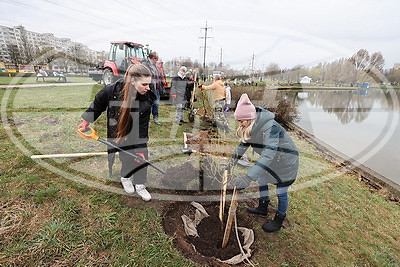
[228,93,299,232]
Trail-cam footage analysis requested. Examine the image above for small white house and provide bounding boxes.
[300,76,312,83]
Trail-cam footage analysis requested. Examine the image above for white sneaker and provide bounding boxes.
[135,184,151,201]
[120,177,135,194]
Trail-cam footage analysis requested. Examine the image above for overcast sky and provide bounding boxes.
[1,0,399,70]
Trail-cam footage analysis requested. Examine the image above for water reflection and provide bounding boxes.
[292,89,400,124]
[288,88,400,186]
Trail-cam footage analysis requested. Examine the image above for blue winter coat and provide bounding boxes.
[232,107,299,186]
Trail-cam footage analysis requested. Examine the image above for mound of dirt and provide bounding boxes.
[160,158,226,192]
[163,202,254,265]
[161,162,200,190]
[186,212,244,261]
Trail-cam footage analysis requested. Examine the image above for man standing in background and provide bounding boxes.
[170,66,194,125]
[142,51,165,126]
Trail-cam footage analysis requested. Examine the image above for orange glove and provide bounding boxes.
[78,120,89,131]
[134,152,145,163]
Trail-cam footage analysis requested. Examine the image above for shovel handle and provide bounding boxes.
[77,126,99,140]
[77,126,166,174]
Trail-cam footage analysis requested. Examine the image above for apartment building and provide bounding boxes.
[0,24,107,68]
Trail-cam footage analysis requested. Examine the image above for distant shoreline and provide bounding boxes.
[275,86,400,90]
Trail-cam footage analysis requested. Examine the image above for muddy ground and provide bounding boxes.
[163,202,254,266]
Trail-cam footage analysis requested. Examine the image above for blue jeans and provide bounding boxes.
[258,182,289,216]
[151,90,160,118]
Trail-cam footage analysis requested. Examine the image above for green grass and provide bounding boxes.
[1,86,399,266]
[0,76,95,85]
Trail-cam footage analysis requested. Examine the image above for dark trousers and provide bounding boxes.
[151,90,160,118]
[119,146,148,184]
[258,183,289,215]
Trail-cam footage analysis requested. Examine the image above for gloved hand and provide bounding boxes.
[172,94,177,98]
[199,84,203,91]
[133,152,145,163]
[78,120,90,131]
[231,175,252,190]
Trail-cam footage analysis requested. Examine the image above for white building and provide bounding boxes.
[0,24,106,70]
[300,76,312,83]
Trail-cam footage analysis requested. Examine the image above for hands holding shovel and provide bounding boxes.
[77,120,90,131]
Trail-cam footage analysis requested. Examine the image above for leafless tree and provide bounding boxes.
[365,52,385,83]
[386,65,400,85]
[6,44,22,72]
[70,43,87,71]
[34,47,59,69]
[265,62,281,79]
[19,26,36,64]
[349,49,370,84]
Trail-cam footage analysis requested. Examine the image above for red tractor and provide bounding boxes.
[90,41,169,97]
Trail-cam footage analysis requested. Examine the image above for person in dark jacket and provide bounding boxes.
[170,66,193,124]
[77,64,156,201]
[142,51,165,126]
[229,93,299,232]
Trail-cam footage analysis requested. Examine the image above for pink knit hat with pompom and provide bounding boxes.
[234,93,257,120]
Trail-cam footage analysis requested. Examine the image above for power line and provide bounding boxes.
[41,0,139,31]
[0,0,118,33]
[1,0,173,53]
[112,0,195,43]
[145,0,195,27]
[0,18,82,39]
[0,0,201,61]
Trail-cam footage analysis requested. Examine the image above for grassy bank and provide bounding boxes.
[0,76,95,85]
[1,85,399,266]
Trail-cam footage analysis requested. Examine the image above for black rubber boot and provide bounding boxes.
[262,212,286,232]
[247,199,269,216]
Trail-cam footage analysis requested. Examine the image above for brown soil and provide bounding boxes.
[41,116,60,125]
[160,158,225,192]
[186,209,244,261]
[162,201,254,266]
[161,162,200,190]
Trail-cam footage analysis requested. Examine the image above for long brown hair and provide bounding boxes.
[116,64,151,143]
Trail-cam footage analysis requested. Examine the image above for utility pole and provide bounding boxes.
[251,53,255,75]
[249,53,255,81]
[219,47,223,67]
[199,21,212,78]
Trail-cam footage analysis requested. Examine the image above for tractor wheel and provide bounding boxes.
[103,69,115,85]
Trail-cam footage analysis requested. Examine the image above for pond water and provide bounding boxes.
[290,89,400,187]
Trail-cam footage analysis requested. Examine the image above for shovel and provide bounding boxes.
[181,131,197,154]
[77,126,166,174]
[188,73,198,122]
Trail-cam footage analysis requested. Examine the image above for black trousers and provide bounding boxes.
[119,145,148,184]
